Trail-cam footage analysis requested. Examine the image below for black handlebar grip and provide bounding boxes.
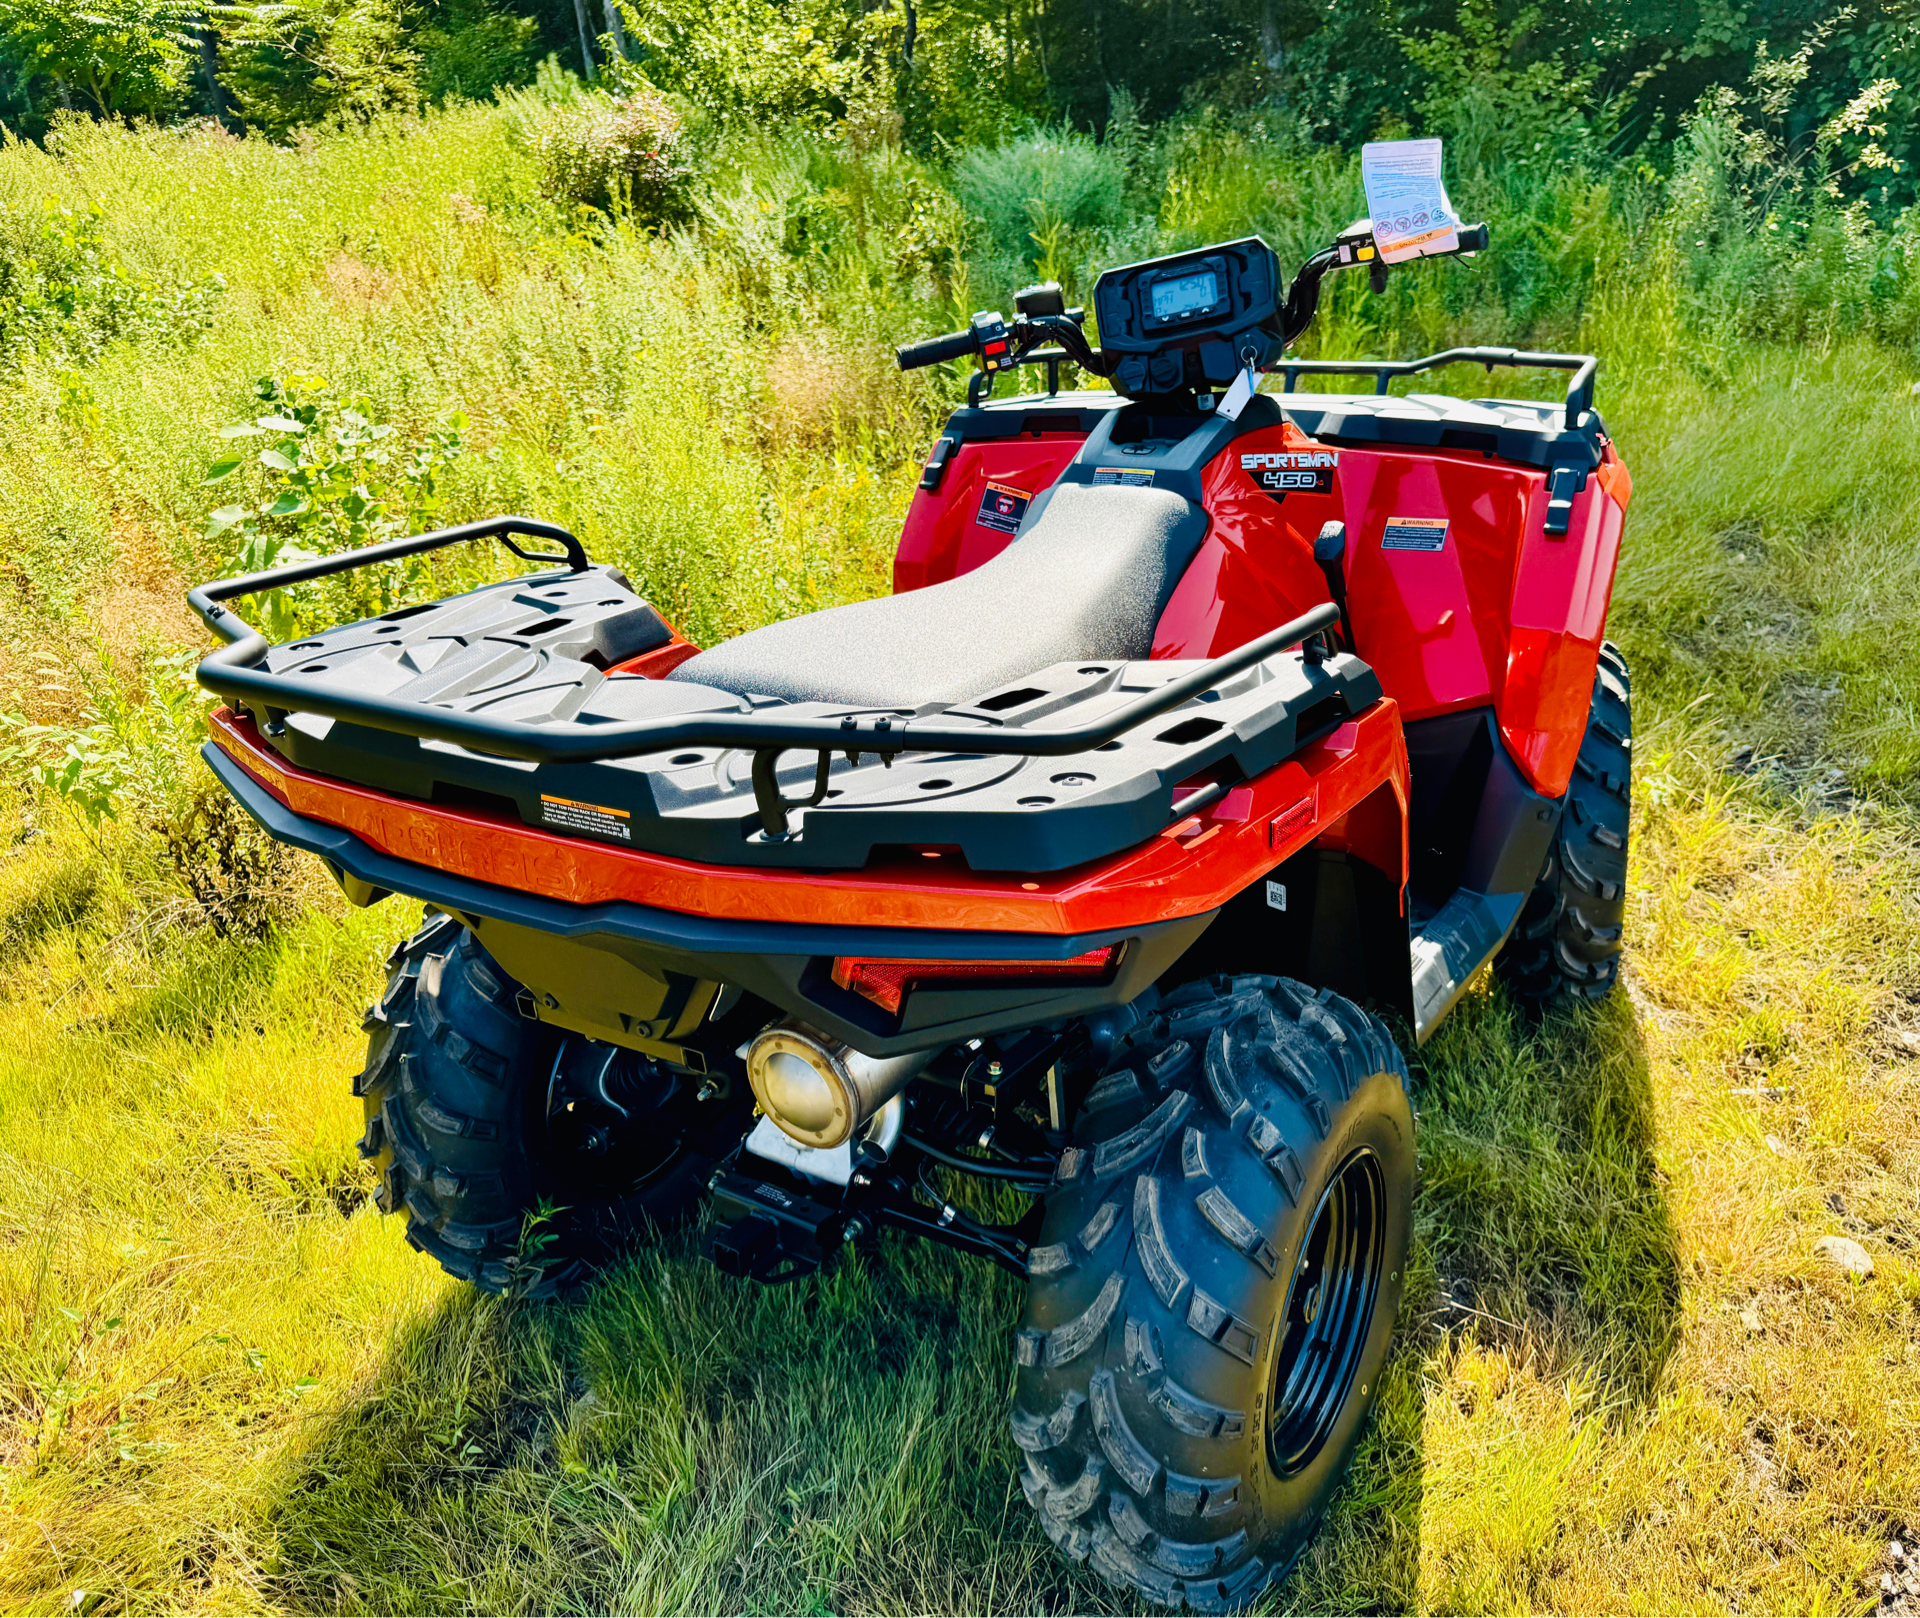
[1456,221,1490,253]
[896,329,978,370]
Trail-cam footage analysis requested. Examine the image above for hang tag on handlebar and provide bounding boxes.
[1216,364,1259,422]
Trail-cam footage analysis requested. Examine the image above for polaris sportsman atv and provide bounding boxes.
[189,199,1632,1609]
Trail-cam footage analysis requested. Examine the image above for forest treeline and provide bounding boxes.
[1,0,1914,198]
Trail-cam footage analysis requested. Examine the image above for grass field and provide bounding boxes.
[0,103,1918,1616]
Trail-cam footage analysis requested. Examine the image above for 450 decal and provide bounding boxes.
[1240,448,1339,497]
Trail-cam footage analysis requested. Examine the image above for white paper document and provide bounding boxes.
[1360,139,1461,263]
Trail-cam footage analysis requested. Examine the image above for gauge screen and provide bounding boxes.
[1149,268,1220,321]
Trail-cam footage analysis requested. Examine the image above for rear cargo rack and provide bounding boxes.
[190,517,1342,839]
[1276,346,1597,429]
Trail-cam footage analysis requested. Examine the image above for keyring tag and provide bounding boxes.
[1216,358,1259,421]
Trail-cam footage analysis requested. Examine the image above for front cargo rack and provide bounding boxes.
[1275,345,1597,429]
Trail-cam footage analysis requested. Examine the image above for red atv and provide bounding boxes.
[191,215,1631,1609]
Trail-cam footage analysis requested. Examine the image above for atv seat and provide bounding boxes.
[667,483,1211,709]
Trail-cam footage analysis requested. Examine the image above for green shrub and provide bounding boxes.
[950,128,1126,282]
[416,0,538,102]
[0,0,197,127]
[217,0,419,137]
[0,646,207,827]
[0,197,222,369]
[201,373,469,638]
[534,86,695,222]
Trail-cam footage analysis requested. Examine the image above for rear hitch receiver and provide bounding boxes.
[706,1171,841,1283]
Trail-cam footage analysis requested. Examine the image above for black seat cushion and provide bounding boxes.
[667,483,1210,709]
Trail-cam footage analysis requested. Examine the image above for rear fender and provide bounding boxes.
[204,695,1413,1054]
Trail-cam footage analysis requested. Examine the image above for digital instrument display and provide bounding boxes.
[1149,268,1220,322]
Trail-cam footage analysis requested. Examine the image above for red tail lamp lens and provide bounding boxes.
[831,946,1118,1015]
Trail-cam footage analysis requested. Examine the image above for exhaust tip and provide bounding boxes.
[744,1024,932,1150]
[746,1026,858,1149]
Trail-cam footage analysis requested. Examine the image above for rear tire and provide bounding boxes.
[1010,975,1413,1611]
[1498,641,1632,1005]
[354,912,723,1296]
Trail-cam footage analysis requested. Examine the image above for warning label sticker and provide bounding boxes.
[539,793,632,841]
[1382,515,1450,553]
[975,479,1032,536]
[1092,467,1156,487]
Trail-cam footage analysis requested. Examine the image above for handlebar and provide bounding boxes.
[1281,219,1490,350]
[895,220,1494,391]
[897,329,979,370]
[896,307,1095,377]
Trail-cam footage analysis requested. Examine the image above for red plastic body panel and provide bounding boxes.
[897,406,1629,804]
[1498,443,1628,790]
[209,702,1406,938]
[894,434,1087,591]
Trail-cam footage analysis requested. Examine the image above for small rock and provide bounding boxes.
[1739,1301,1763,1333]
[1814,1234,1874,1277]
[1892,1541,1906,1566]
[1765,1134,1788,1156]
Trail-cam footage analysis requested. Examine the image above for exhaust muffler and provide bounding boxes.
[744,1023,933,1150]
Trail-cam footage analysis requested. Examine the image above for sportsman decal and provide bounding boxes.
[1240,449,1339,498]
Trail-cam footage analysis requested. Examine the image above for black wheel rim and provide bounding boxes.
[1267,1147,1387,1478]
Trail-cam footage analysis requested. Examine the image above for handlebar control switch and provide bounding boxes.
[1333,219,1381,267]
[970,310,1011,373]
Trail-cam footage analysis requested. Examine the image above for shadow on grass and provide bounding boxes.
[262,984,1678,1617]
[1289,982,1682,1612]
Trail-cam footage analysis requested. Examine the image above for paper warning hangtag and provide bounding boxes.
[1360,139,1462,264]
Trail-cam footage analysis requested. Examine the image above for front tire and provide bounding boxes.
[1010,975,1414,1611]
[1499,641,1632,1005]
[354,912,726,1295]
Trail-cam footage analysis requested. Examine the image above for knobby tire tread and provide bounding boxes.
[1499,641,1632,1006]
[1011,974,1412,1612]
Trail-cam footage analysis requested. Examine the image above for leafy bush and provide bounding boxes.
[416,0,538,102]
[203,374,468,637]
[0,0,198,126]
[217,0,419,137]
[0,648,206,826]
[950,128,1127,278]
[534,86,695,221]
[0,647,299,937]
[0,198,223,368]
[620,0,891,126]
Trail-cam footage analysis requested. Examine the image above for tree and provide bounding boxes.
[0,0,198,120]
[215,0,418,135]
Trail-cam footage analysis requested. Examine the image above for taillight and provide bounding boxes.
[830,946,1118,1015]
